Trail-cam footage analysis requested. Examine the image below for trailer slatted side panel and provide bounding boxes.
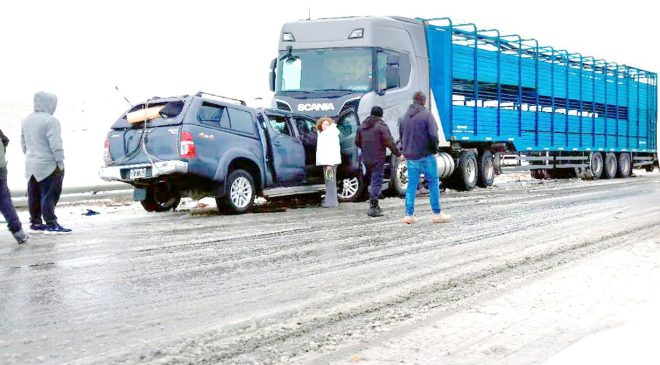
[423,18,657,153]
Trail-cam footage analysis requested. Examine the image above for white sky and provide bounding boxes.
[0,0,657,191]
[1,0,658,112]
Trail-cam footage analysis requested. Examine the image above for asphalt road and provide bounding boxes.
[1,172,659,365]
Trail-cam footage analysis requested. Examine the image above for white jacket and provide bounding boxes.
[316,124,342,166]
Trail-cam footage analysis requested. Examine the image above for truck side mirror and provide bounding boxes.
[269,58,277,92]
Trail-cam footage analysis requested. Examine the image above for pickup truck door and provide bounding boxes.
[266,115,306,184]
[337,108,360,174]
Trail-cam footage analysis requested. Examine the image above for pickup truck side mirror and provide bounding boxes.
[269,58,277,92]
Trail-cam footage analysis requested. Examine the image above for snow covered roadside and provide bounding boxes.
[321,221,660,365]
[1,100,115,192]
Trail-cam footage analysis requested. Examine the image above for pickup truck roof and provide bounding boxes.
[110,93,269,130]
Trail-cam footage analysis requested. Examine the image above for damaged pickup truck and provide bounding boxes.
[99,92,361,214]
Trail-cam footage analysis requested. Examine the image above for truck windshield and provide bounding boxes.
[277,48,373,93]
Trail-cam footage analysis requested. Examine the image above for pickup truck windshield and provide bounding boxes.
[277,48,373,93]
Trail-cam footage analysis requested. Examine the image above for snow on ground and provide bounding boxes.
[1,173,659,364]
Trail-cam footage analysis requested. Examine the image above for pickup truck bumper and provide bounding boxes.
[99,160,189,182]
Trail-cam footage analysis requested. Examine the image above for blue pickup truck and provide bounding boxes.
[99,92,362,214]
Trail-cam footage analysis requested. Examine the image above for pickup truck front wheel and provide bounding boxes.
[217,169,255,214]
[338,173,366,203]
[141,184,181,212]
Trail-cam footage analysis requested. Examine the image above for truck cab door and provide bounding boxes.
[266,114,306,184]
[336,108,360,175]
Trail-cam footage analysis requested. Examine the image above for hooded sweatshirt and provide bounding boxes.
[398,103,439,160]
[21,91,64,182]
[355,116,401,164]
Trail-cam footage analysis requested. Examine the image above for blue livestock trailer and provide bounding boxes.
[271,16,658,194]
[425,18,657,183]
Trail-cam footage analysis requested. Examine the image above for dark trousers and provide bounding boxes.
[365,161,385,201]
[0,169,22,233]
[322,165,338,207]
[28,169,64,226]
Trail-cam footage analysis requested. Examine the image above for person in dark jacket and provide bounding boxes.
[355,106,403,217]
[399,91,451,224]
[0,129,29,243]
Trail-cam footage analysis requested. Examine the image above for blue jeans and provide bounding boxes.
[405,154,441,216]
[0,169,22,233]
[28,168,64,225]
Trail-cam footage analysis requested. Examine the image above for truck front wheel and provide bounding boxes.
[140,184,181,212]
[391,156,407,197]
[217,169,255,214]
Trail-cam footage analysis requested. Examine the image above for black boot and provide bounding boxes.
[367,199,383,217]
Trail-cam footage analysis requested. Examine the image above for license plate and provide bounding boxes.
[133,188,147,201]
[129,168,147,179]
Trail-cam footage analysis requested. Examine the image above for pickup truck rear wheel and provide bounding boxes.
[217,169,255,214]
[141,184,181,212]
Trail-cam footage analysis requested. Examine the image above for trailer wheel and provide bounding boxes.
[616,153,631,178]
[217,169,255,214]
[141,184,181,212]
[547,169,560,179]
[588,152,604,180]
[550,168,576,179]
[454,151,478,191]
[530,169,543,180]
[602,153,618,179]
[540,169,552,180]
[477,151,495,188]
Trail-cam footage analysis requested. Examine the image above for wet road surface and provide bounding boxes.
[2,173,660,364]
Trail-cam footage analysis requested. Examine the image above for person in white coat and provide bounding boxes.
[315,117,342,208]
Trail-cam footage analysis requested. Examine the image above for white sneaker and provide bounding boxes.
[402,216,418,224]
[431,212,451,224]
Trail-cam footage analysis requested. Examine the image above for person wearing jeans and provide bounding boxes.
[0,129,29,244]
[405,155,442,219]
[399,91,451,224]
[21,91,71,234]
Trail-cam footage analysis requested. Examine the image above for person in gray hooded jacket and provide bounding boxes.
[21,91,71,234]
